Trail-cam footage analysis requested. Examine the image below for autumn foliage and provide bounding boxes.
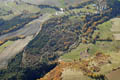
[39,61,72,80]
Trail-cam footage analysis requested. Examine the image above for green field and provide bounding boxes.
[111,18,120,32]
[0,1,40,20]
[61,19,120,61]
[71,4,97,13]
[61,43,92,60]
[100,52,120,74]
[96,20,113,40]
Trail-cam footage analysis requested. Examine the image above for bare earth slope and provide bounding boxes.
[0,36,32,69]
[0,14,51,69]
[0,14,49,41]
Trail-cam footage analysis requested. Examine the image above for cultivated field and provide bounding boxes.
[113,34,120,40]
[61,43,91,61]
[22,0,90,8]
[99,52,120,74]
[111,18,120,32]
[111,18,120,40]
[61,18,120,62]
[62,69,91,80]
[96,20,113,40]
[106,69,120,80]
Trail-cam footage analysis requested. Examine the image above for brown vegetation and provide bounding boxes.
[39,52,111,80]
[0,41,4,45]
[39,61,72,80]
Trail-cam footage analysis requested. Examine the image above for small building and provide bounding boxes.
[55,12,58,15]
[60,8,64,13]
[60,8,64,11]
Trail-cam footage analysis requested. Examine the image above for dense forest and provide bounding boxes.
[25,0,120,64]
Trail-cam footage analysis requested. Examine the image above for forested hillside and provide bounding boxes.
[0,0,120,80]
[25,0,120,65]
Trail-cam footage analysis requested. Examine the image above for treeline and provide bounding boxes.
[38,5,60,11]
[26,14,81,64]
[68,0,94,10]
[81,8,113,43]
[107,0,120,16]
[0,52,57,80]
